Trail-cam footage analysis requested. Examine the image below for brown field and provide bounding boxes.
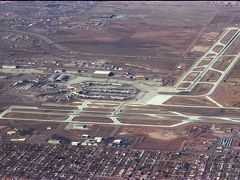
[3,112,67,121]
[83,107,115,112]
[184,72,200,81]
[193,67,205,71]
[72,116,113,123]
[212,45,224,53]
[164,96,217,106]
[39,1,227,78]
[189,83,213,95]
[88,102,120,106]
[224,36,240,55]
[86,104,118,109]
[119,125,189,150]
[212,56,234,71]
[39,105,78,111]
[12,108,72,114]
[124,105,163,110]
[94,125,119,137]
[212,80,240,107]
[177,82,191,89]
[220,29,238,44]
[118,118,181,126]
[200,70,221,82]
[160,106,240,117]
[197,58,212,66]
[121,108,172,115]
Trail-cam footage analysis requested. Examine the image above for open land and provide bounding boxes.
[1,1,240,179]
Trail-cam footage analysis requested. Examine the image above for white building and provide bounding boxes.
[93,70,114,77]
[2,65,18,69]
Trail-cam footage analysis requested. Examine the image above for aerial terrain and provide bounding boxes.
[0,1,240,179]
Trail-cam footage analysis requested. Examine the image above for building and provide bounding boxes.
[133,75,145,80]
[93,70,114,78]
[56,74,69,82]
[113,139,122,144]
[10,138,26,142]
[72,124,86,129]
[7,130,17,135]
[81,134,90,139]
[48,74,60,82]
[71,141,79,146]
[94,137,102,143]
[48,139,61,144]
[2,65,19,69]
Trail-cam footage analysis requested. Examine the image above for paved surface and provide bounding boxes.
[1,100,240,128]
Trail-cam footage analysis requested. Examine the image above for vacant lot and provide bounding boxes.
[4,112,67,121]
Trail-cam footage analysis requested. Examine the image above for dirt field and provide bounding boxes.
[39,105,78,111]
[73,116,113,123]
[118,118,181,126]
[165,96,217,106]
[177,82,191,88]
[200,70,221,82]
[118,125,189,150]
[121,108,172,116]
[3,112,67,121]
[212,45,224,53]
[83,107,115,112]
[189,83,213,95]
[198,58,212,66]
[184,72,200,81]
[220,29,238,44]
[193,67,205,71]
[212,83,240,107]
[12,108,72,114]
[212,56,234,71]
[224,36,240,55]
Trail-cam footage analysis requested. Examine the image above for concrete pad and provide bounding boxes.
[146,95,172,105]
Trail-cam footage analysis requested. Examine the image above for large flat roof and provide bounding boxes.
[93,70,112,75]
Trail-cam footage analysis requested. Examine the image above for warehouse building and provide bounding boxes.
[2,65,19,69]
[56,74,69,82]
[48,74,60,82]
[93,70,114,78]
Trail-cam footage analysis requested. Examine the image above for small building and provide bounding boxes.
[81,134,90,139]
[81,142,87,146]
[93,70,114,78]
[48,139,61,144]
[54,70,62,73]
[2,65,19,69]
[48,74,60,82]
[133,75,145,80]
[94,137,102,143]
[7,130,17,135]
[113,139,122,144]
[11,138,26,142]
[72,124,86,129]
[71,141,79,146]
[56,74,69,82]
[46,126,53,130]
